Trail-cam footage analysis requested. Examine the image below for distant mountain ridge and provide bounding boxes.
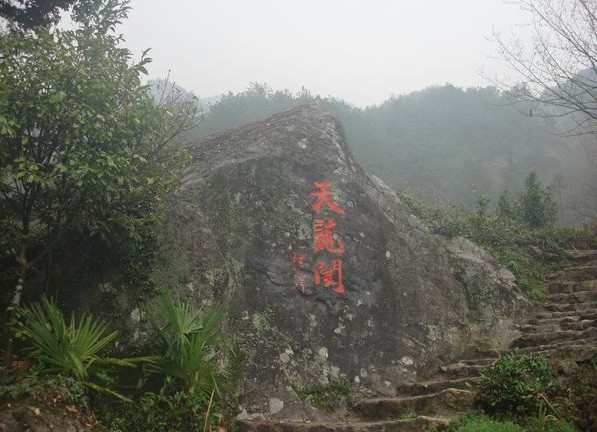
[178,82,596,225]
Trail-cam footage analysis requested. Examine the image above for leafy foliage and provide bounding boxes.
[499,172,558,229]
[92,293,230,432]
[95,384,218,432]
[14,296,154,404]
[0,368,88,408]
[399,190,597,298]
[479,351,556,416]
[0,0,198,303]
[148,292,227,396]
[0,0,78,29]
[448,414,524,432]
[19,297,117,379]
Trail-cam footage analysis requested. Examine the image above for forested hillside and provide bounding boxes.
[182,82,595,225]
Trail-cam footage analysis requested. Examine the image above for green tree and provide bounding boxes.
[497,190,515,219]
[516,171,558,229]
[0,0,78,29]
[0,0,198,307]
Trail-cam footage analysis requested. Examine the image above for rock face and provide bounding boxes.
[165,104,528,419]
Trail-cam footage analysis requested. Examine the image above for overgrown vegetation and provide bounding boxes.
[468,351,585,432]
[147,292,227,394]
[0,0,198,311]
[430,351,588,432]
[444,414,525,432]
[93,293,230,432]
[1,292,229,431]
[498,172,558,229]
[399,174,597,298]
[0,2,233,430]
[479,351,556,416]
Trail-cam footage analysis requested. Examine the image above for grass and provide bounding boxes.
[398,191,597,299]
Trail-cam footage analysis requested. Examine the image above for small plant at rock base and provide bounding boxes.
[479,351,556,416]
[447,414,524,432]
[20,297,118,380]
[527,393,576,432]
[147,291,227,395]
[94,380,213,432]
[0,368,88,409]
[16,297,147,401]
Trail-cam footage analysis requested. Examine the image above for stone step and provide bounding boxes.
[547,265,597,282]
[353,389,475,421]
[437,362,485,379]
[515,319,596,334]
[544,291,597,304]
[526,341,597,363]
[238,416,453,432]
[548,280,597,294]
[542,301,597,313]
[514,336,597,356]
[524,309,597,325]
[458,357,496,366]
[395,377,480,397]
[532,307,597,320]
[510,327,597,349]
[563,250,597,261]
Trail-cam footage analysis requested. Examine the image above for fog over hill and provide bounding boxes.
[173,81,596,225]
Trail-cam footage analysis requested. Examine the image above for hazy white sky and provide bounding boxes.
[119,0,530,107]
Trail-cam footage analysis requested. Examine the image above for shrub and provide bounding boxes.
[94,382,213,432]
[449,414,524,432]
[16,297,147,401]
[516,172,558,229]
[398,190,597,299]
[479,351,556,416]
[20,297,118,380]
[147,292,227,396]
[93,293,230,432]
[0,369,88,409]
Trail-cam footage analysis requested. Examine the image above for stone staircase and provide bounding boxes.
[238,251,597,432]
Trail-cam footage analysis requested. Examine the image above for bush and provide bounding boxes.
[0,369,88,409]
[479,351,556,416]
[449,414,524,432]
[95,382,214,432]
[516,172,558,229]
[20,297,118,380]
[92,292,231,432]
[398,190,597,299]
[147,292,227,396]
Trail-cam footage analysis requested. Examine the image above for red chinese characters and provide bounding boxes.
[313,258,345,294]
[290,180,347,295]
[311,181,345,214]
[313,218,345,253]
[291,252,307,293]
[291,251,305,270]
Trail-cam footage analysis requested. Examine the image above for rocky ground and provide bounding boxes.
[238,249,597,432]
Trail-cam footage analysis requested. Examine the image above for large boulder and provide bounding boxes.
[161,104,528,419]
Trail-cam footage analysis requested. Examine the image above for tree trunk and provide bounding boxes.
[3,245,28,377]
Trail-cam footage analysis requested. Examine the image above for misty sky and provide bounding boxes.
[119,0,531,107]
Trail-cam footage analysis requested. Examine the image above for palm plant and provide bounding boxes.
[18,297,149,402]
[21,297,118,380]
[148,292,226,397]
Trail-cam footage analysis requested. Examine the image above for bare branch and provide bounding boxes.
[493,0,597,135]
